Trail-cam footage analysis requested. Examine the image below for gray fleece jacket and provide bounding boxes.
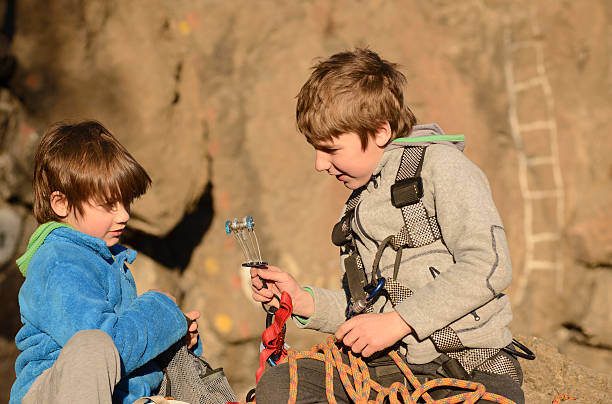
[298,123,514,364]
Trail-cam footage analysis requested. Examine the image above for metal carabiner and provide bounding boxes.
[345,277,386,319]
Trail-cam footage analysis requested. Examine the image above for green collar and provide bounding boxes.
[392,134,465,143]
[16,221,73,277]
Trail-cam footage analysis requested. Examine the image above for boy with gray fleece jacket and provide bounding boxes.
[250,49,527,403]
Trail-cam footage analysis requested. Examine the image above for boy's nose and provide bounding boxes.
[314,150,331,172]
[116,203,130,222]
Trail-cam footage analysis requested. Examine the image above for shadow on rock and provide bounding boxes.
[122,182,214,272]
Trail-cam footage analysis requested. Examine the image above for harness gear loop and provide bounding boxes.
[502,338,536,360]
[256,291,293,382]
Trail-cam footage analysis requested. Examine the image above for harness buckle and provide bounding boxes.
[391,177,423,208]
[440,357,470,380]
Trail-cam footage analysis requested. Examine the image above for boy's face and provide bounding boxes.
[313,126,389,190]
[63,199,130,247]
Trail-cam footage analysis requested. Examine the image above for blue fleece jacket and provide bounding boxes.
[10,226,189,404]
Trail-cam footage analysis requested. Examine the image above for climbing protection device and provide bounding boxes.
[225,215,289,383]
[225,216,267,268]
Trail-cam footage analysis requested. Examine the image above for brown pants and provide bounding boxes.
[23,330,121,404]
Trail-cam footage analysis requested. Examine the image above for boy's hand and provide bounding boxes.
[184,310,200,349]
[251,266,314,318]
[335,311,412,357]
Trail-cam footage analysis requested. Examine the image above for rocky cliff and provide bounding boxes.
[0,0,610,402]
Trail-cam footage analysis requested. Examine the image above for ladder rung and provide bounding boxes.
[526,190,560,199]
[510,40,540,51]
[526,156,554,166]
[527,261,558,270]
[513,77,542,92]
[530,233,561,242]
[518,121,553,132]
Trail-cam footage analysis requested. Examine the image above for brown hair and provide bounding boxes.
[33,120,152,224]
[296,48,417,150]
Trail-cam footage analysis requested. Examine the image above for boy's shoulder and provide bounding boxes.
[379,142,484,191]
[27,228,114,276]
[425,142,464,159]
[382,142,469,177]
[423,143,479,173]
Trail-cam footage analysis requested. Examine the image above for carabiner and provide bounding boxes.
[345,277,386,318]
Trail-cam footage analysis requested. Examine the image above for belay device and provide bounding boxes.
[225,215,292,400]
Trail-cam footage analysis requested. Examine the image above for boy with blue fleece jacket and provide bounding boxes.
[10,121,201,404]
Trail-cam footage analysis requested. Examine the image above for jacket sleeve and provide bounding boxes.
[293,206,352,333]
[21,258,187,375]
[112,361,163,404]
[394,145,513,340]
[294,281,349,334]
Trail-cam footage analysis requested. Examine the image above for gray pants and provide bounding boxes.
[23,329,121,404]
[255,350,525,404]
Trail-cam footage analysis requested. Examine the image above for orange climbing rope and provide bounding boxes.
[282,335,514,404]
[247,291,576,404]
[551,394,577,404]
[262,335,576,404]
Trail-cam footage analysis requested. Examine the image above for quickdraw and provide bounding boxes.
[256,291,292,382]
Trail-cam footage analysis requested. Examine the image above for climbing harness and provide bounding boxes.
[333,146,442,321]
[333,143,534,384]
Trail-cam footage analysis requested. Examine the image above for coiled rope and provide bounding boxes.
[275,335,576,404]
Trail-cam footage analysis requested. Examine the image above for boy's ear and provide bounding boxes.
[374,121,392,147]
[50,191,69,218]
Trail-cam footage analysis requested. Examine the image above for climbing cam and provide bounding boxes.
[225,216,267,268]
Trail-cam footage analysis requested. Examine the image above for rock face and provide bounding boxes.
[520,335,612,403]
[0,0,610,402]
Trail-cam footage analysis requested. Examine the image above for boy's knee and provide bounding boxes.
[65,329,113,350]
[61,330,119,370]
[255,365,291,403]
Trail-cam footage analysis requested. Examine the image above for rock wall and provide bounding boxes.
[0,0,610,402]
